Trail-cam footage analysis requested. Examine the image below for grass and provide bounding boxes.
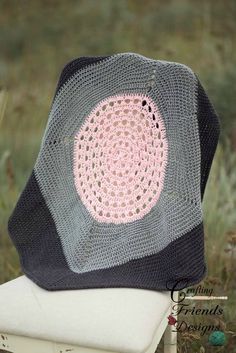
[0,0,236,351]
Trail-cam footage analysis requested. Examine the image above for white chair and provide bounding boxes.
[0,276,177,353]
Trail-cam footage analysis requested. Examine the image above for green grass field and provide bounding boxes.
[0,1,236,351]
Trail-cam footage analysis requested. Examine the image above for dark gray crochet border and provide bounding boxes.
[8,170,206,291]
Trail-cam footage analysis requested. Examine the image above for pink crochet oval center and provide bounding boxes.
[73,94,168,224]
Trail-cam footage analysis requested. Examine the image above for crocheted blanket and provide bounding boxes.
[8,52,220,291]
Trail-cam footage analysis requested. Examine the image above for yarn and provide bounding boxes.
[7,52,220,291]
[73,93,168,224]
[208,331,226,346]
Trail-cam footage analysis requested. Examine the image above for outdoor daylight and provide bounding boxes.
[0,1,235,352]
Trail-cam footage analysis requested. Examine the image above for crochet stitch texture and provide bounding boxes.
[8,52,220,291]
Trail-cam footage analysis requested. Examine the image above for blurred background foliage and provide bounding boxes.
[0,0,236,351]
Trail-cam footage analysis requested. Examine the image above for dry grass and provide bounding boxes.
[0,1,235,351]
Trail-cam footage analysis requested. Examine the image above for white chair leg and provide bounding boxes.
[163,291,178,353]
[163,323,177,353]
